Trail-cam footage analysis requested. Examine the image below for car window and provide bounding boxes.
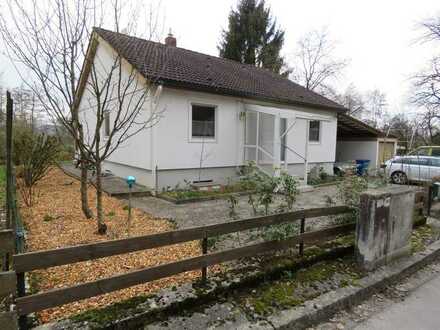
[409,157,430,166]
[431,148,440,157]
[430,158,440,167]
[415,148,430,156]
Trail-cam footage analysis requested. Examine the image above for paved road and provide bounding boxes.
[354,272,440,330]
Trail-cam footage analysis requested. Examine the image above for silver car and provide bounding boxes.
[385,156,440,184]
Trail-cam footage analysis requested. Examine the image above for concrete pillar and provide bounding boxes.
[355,186,416,271]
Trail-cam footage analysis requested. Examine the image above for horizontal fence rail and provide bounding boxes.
[15,222,355,315]
[14,205,351,273]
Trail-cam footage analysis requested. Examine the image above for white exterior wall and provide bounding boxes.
[336,140,379,168]
[284,116,337,164]
[78,37,154,186]
[154,87,337,169]
[154,88,243,170]
[79,39,339,189]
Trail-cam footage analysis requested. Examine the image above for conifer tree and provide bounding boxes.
[219,0,286,75]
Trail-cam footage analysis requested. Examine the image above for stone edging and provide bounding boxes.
[157,190,252,204]
[266,239,440,329]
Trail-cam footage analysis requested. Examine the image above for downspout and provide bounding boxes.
[304,120,309,185]
[151,84,163,195]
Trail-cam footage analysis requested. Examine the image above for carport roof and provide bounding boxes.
[337,113,396,139]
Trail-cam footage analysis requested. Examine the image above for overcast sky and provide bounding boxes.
[1,0,439,115]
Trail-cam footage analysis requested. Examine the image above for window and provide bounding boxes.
[431,148,440,157]
[430,158,440,167]
[309,120,320,142]
[104,111,110,137]
[415,147,430,156]
[191,104,216,139]
[409,157,429,166]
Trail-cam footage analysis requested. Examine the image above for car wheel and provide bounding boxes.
[391,171,407,184]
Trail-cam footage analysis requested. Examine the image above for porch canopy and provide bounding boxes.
[337,113,390,139]
[243,103,332,182]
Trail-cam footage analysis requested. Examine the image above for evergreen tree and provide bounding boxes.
[219,0,286,75]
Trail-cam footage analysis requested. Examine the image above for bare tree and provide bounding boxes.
[0,0,97,218]
[413,16,440,111]
[327,83,366,118]
[363,89,388,128]
[0,0,164,225]
[417,105,440,144]
[78,29,163,233]
[290,28,348,94]
[10,86,43,131]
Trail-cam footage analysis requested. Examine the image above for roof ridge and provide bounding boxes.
[93,27,290,79]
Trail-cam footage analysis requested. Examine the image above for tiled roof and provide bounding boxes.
[94,28,346,111]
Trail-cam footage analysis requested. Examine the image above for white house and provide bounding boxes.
[77,28,395,191]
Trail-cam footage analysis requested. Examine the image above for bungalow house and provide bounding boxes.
[77,28,396,192]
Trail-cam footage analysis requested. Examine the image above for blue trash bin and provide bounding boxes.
[355,159,370,176]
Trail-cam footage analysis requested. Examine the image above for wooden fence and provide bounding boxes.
[1,186,429,329]
[12,205,353,318]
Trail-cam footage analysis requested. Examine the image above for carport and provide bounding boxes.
[336,114,397,170]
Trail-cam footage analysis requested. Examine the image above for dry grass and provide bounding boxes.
[20,167,204,323]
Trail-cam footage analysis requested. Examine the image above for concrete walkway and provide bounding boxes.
[354,272,440,330]
[129,185,339,229]
[61,163,151,197]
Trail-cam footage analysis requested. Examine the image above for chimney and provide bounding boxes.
[165,29,176,47]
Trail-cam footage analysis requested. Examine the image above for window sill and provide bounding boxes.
[189,137,217,143]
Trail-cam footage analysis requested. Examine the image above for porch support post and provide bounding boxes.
[304,120,309,185]
[273,113,281,177]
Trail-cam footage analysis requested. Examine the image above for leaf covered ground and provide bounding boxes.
[20,168,205,323]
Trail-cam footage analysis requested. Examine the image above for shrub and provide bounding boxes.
[335,174,368,224]
[14,129,60,206]
[279,171,299,210]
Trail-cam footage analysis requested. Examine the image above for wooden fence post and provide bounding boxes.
[17,271,26,330]
[201,235,208,282]
[427,185,433,217]
[299,217,305,256]
[4,91,13,272]
[0,229,18,330]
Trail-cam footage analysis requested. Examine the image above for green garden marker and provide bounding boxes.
[126,176,136,236]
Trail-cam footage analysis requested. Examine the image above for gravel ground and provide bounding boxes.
[127,185,342,251]
[127,185,340,229]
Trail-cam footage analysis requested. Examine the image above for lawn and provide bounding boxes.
[0,165,5,206]
[19,167,211,323]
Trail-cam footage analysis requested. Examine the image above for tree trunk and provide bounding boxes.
[80,160,93,219]
[95,161,107,234]
[76,123,93,219]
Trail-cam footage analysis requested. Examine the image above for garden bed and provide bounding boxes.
[158,189,252,204]
[19,167,213,324]
[158,182,253,204]
[308,175,343,187]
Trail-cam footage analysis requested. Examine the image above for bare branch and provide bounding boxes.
[290,28,348,94]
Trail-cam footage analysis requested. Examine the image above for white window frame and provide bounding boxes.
[308,120,321,144]
[188,102,218,143]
